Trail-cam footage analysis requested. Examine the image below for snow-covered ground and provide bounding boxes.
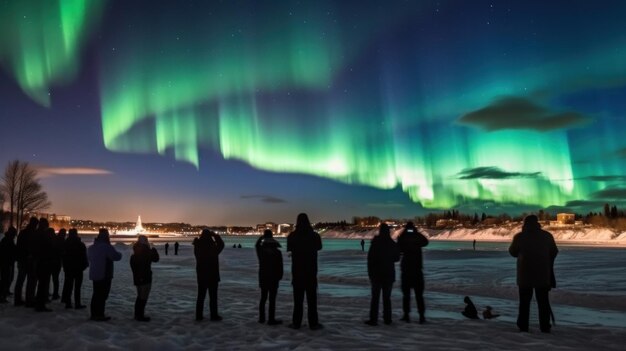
[1,241,625,350]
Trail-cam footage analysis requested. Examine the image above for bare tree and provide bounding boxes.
[1,160,51,229]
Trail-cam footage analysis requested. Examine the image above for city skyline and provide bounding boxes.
[2,1,626,225]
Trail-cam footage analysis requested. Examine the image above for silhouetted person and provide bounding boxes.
[0,227,18,302]
[88,229,122,321]
[237,243,242,249]
[360,239,365,252]
[34,220,55,312]
[287,213,323,330]
[130,235,159,322]
[164,242,169,256]
[483,306,500,319]
[174,241,179,255]
[194,229,225,321]
[61,228,88,309]
[509,215,558,333]
[462,296,479,319]
[473,239,476,251]
[365,224,400,326]
[255,229,283,325]
[397,221,429,324]
[14,217,38,307]
[50,228,66,300]
[233,244,237,248]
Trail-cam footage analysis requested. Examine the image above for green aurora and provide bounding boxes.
[3,0,626,213]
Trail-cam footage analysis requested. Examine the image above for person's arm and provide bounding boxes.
[107,245,123,261]
[151,247,160,262]
[214,234,225,254]
[392,242,400,262]
[417,232,429,247]
[315,233,322,251]
[509,234,519,257]
[278,251,284,281]
[367,241,374,280]
[81,244,89,269]
[255,237,263,260]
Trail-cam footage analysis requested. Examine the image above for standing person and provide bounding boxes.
[164,242,169,256]
[397,221,429,324]
[50,228,66,300]
[0,227,18,303]
[509,215,558,333]
[34,220,55,312]
[255,229,283,325]
[88,229,122,321]
[174,241,179,255]
[130,235,159,322]
[193,229,224,321]
[365,224,400,326]
[360,239,365,252]
[14,217,38,307]
[61,228,88,309]
[287,213,323,330]
[473,239,476,251]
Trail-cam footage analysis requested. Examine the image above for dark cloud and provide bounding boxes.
[615,148,626,158]
[590,188,626,200]
[240,195,287,203]
[563,200,609,208]
[457,166,542,180]
[457,96,592,131]
[579,175,626,182]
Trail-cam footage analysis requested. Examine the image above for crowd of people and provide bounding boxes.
[0,213,558,334]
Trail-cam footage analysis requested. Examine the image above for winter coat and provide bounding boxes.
[509,228,558,289]
[130,244,159,286]
[397,229,429,282]
[367,234,400,284]
[33,229,56,272]
[256,237,283,288]
[63,237,89,274]
[193,233,224,284]
[0,235,17,267]
[287,229,322,287]
[16,226,36,262]
[51,234,65,271]
[88,239,122,281]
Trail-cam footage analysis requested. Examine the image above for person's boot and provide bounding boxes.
[419,314,426,324]
[400,313,410,322]
[135,298,150,322]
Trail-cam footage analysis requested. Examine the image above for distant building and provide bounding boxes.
[435,219,459,228]
[549,213,578,226]
[277,223,293,235]
[256,222,278,234]
[557,213,576,224]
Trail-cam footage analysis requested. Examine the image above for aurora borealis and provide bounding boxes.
[2,0,626,224]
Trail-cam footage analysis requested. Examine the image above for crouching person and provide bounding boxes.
[130,235,159,322]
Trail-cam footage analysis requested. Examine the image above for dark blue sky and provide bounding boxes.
[1,0,626,225]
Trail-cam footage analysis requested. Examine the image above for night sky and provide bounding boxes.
[1,0,626,225]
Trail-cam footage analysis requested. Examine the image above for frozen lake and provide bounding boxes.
[2,237,624,350]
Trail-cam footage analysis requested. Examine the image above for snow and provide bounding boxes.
[1,240,625,350]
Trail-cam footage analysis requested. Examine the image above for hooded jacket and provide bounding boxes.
[367,233,400,284]
[193,231,224,284]
[87,232,122,281]
[509,227,558,289]
[130,243,159,286]
[256,237,283,288]
[62,234,88,274]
